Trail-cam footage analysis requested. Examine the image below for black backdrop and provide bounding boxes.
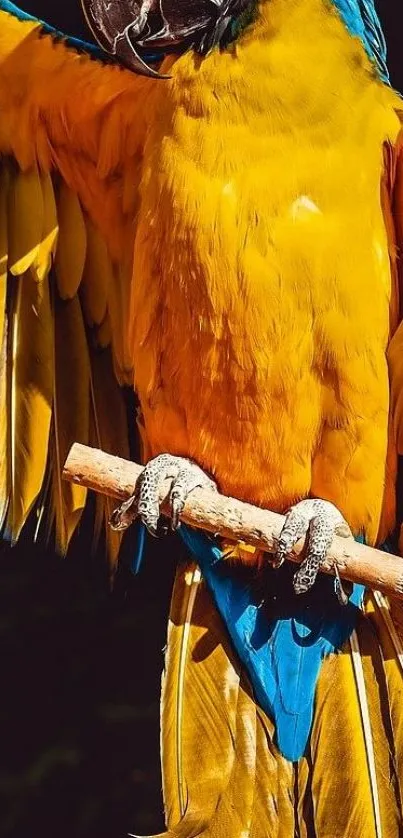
[1,3,402,838]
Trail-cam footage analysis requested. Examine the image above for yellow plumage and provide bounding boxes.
[160,562,277,836]
[0,13,135,560]
[0,164,8,286]
[131,0,402,548]
[81,215,113,326]
[108,259,135,386]
[0,163,8,529]
[8,269,53,541]
[8,164,44,276]
[88,344,129,565]
[51,294,90,553]
[54,182,87,300]
[158,563,403,838]
[2,1,403,834]
[34,171,58,282]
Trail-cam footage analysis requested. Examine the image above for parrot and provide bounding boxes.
[1,0,403,835]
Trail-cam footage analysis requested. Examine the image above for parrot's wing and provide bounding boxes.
[0,3,154,564]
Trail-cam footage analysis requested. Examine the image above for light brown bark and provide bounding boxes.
[63,442,403,600]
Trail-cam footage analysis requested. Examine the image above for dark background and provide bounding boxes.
[1,3,402,838]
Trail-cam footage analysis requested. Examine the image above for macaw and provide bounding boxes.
[1,0,403,835]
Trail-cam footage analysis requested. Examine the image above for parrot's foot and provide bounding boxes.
[273,499,352,599]
[109,454,217,535]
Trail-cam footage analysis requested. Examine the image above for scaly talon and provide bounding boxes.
[272,498,352,596]
[110,453,217,536]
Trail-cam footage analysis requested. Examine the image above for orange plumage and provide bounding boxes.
[3,3,403,836]
[1,0,403,553]
[130,0,402,548]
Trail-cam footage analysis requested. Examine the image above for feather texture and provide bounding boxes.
[349,630,383,838]
[130,0,402,547]
[88,343,130,568]
[108,260,134,386]
[180,526,364,761]
[155,556,403,838]
[331,0,389,81]
[0,164,8,288]
[54,183,87,300]
[158,560,295,838]
[8,164,44,277]
[0,285,7,531]
[0,163,9,529]
[81,216,113,327]
[1,0,402,552]
[367,593,403,812]
[50,294,90,554]
[0,9,147,560]
[161,563,241,833]
[34,172,59,283]
[6,270,53,542]
[308,613,401,837]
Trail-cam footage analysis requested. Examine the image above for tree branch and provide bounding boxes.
[63,443,403,600]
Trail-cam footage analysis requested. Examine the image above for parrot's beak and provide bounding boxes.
[81,0,251,78]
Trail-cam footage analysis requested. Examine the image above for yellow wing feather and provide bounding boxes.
[95,312,113,350]
[0,283,7,530]
[0,8,151,561]
[51,294,90,554]
[0,164,9,529]
[108,259,134,386]
[54,182,87,300]
[88,343,130,569]
[81,215,113,327]
[33,171,59,283]
[8,163,44,277]
[0,164,8,287]
[7,269,53,542]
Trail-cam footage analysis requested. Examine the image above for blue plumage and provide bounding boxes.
[180,526,364,761]
[331,0,389,81]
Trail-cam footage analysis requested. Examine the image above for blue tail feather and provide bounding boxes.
[180,526,364,761]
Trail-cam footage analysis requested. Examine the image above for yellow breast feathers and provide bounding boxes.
[130,0,402,545]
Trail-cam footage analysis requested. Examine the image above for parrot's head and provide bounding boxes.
[81,0,255,77]
[81,0,390,84]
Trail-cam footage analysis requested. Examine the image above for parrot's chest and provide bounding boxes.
[131,12,401,543]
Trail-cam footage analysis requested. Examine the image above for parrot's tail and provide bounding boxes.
[141,560,403,838]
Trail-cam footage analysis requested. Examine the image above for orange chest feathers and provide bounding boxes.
[130,0,402,545]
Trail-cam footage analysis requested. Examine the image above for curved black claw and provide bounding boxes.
[109,493,139,532]
[333,564,352,606]
[109,453,217,536]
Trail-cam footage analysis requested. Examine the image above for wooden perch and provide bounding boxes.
[63,443,403,600]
